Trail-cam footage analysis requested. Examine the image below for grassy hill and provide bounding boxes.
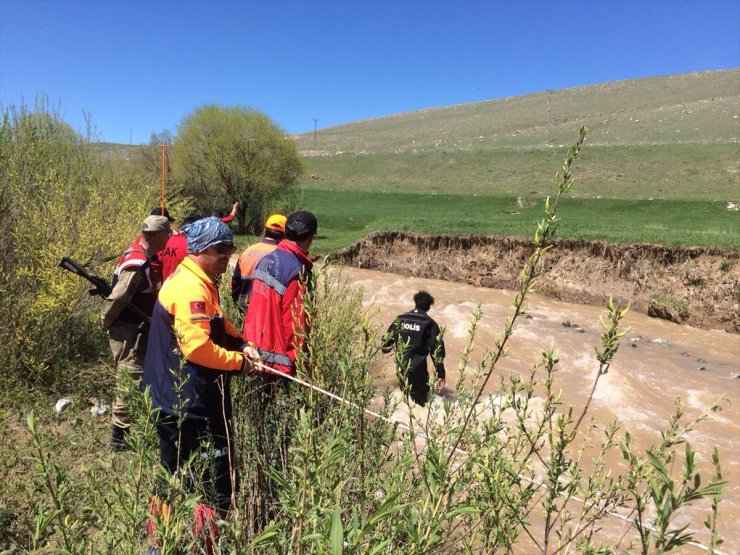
[287,70,739,251]
[295,70,738,154]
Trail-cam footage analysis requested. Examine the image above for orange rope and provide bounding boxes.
[160,144,166,212]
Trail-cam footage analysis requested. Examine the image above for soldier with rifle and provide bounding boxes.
[101,214,171,451]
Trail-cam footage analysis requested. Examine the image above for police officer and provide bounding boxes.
[382,290,446,407]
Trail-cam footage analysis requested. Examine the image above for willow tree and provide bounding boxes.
[173,105,304,233]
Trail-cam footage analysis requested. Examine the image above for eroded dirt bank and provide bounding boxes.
[333,232,740,333]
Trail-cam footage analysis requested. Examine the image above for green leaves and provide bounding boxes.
[594,296,631,368]
[330,506,344,555]
[621,437,728,554]
[174,104,304,233]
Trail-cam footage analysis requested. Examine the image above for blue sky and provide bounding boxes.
[1,0,738,144]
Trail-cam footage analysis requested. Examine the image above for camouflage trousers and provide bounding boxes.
[108,321,147,429]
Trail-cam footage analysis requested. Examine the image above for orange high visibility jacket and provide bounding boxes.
[230,238,279,308]
[143,256,249,419]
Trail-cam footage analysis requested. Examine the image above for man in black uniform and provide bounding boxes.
[382,290,446,407]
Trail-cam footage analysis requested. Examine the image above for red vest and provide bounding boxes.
[112,246,162,323]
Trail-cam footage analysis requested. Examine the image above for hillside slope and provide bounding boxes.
[296,70,739,155]
[295,70,738,202]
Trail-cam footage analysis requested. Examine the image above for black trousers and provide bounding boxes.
[155,413,237,512]
[406,369,431,406]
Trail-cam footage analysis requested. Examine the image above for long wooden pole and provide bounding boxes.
[160,144,166,211]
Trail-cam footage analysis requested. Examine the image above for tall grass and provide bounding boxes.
[4,127,728,554]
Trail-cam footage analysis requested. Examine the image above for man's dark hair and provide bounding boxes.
[413,290,434,311]
[211,209,225,218]
[181,213,203,227]
[150,206,175,222]
[265,228,284,241]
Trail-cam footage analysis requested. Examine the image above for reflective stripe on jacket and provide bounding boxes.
[143,256,249,420]
[242,240,313,375]
[111,246,162,324]
[230,238,278,308]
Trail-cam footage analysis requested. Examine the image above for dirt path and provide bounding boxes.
[333,232,740,333]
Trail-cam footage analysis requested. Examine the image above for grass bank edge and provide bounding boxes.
[286,189,740,254]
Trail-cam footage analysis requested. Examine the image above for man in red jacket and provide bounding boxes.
[158,213,202,280]
[242,210,317,519]
[243,210,317,376]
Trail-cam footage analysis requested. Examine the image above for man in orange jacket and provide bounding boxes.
[230,213,286,311]
[143,216,258,554]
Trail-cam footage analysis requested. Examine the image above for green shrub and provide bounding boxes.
[0,100,186,386]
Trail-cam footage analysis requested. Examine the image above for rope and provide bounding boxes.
[253,361,457,452]
[160,144,166,213]
[250,361,726,554]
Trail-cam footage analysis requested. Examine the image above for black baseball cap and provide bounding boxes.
[285,210,318,241]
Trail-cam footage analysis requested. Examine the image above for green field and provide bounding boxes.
[285,70,739,253]
[298,144,738,201]
[297,189,739,255]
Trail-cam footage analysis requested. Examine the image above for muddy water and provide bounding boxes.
[333,266,740,552]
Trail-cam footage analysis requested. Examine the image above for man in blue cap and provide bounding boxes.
[143,216,258,554]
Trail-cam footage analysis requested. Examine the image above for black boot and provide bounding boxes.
[110,425,132,452]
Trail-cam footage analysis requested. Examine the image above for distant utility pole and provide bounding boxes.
[312,119,318,146]
[546,90,553,144]
[129,128,132,145]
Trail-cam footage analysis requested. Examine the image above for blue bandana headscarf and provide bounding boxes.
[182,217,233,253]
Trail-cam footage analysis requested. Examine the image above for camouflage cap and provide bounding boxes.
[142,215,171,233]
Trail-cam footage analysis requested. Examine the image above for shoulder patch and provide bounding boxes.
[190,301,207,315]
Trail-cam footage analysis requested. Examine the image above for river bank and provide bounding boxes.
[333,232,740,333]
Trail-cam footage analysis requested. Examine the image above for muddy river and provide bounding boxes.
[332,266,740,553]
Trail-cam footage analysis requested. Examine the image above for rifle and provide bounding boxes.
[59,256,151,324]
